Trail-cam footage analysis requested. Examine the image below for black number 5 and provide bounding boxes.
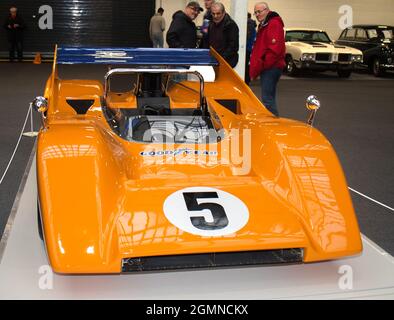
[183,192,229,230]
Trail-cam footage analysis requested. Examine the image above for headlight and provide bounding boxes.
[301,53,315,61]
[381,43,390,51]
[351,55,363,62]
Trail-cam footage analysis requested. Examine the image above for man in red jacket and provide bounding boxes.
[249,2,285,116]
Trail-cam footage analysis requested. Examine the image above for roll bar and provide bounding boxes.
[104,68,206,112]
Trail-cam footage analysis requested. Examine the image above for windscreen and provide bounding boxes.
[286,31,332,43]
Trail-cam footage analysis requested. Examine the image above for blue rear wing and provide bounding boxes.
[56,47,219,66]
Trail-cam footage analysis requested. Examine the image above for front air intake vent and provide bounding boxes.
[121,248,303,273]
[315,53,331,61]
[338,54,351,62]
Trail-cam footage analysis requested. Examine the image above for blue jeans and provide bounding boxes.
[152,33,164,48]
[260,67,282,116]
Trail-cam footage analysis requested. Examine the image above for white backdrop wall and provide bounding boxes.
[156,0,394,45]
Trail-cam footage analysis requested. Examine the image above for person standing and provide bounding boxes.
[166,1,203,48]
[149,8,166,48]
[3,6,25,62]
[203,2,239,68]
[203,0,215,21]
[249,2,285,116]
[201,0,215,43]
[245,13,257,85]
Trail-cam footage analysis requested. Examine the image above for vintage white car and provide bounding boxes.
[285,28,363,77]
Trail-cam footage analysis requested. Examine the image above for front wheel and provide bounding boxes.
[372,58,385,77]
[285,56,299,76]
[337,69,352,78]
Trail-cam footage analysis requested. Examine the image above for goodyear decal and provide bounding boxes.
[140,148,218,157]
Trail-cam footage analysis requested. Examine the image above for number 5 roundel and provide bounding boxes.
[163,187,249,236]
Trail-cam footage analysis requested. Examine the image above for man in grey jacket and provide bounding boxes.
[149,8,166,48]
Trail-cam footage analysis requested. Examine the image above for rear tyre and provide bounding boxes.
[337,70,352,78]
[285,56,299,76]
[372,58,385,77]
[37,201,43,241]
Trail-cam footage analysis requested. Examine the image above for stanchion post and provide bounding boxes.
[23,104,39,137]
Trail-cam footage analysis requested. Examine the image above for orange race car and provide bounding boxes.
[32,46,362,274]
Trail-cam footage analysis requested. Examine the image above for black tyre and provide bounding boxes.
[285,56,298,76]
[37,201,43,241]
[337,69,352,78]
[372,58,385,77]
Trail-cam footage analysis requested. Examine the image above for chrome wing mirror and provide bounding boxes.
[31,96,48,128]
[31,96,48,113]
[306,95,320,126]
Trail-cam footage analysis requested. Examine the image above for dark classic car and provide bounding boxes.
[336,25,394,76]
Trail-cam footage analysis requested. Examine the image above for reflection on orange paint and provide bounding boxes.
[36,48,362,274]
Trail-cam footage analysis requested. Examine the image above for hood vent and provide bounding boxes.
[309,42,328,48]
[66,99,94,115]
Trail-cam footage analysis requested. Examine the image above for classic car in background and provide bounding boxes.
[336,25,394,77]
[31,47,362,274]
[285,28,363,77]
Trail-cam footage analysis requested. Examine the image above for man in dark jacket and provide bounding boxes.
[250,2,285,116]
[203,2,239,68]
[203,0,215,21]
[166,1,203,48]
[245,13,257,84]
[3,6,25,62]
[200,0,215,43]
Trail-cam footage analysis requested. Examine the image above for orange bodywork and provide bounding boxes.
[36,48,362,274]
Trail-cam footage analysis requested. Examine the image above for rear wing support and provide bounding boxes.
[104,68,207,114]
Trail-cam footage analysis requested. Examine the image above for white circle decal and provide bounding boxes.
[163,187,249,236]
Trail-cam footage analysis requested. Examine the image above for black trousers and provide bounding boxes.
[245,50,251,85]
[9,39,23,61]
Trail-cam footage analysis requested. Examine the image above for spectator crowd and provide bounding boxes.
[3,1,285,116]
[151,1,285,115]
